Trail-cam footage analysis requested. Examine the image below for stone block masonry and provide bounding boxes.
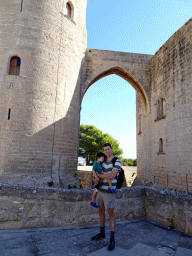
[0,0,87,188]
[0,183,192,237]
[145,187,192,236]
[137,18,192,193]
[81,48,152,112]
[0,183,145,230]
[0,0,191,197]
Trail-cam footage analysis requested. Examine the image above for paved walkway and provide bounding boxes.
[0,220,192,256]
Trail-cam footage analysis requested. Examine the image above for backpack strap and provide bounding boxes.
[111,157,118,168]
[111,157,120,182]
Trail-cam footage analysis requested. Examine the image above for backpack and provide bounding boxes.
[112,157,125,189]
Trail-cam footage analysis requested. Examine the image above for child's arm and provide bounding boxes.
[92,169,99,183]
[92,169,97,178]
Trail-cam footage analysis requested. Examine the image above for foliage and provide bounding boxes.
[102,133,123,157]
[121,158,137,166]
[79,124,123,165]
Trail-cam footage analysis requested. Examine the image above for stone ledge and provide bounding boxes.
[0,183,144,200]
[145,186,192,206]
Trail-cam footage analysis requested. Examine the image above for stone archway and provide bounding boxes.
[81,49,153,113]
[80,48,153,185]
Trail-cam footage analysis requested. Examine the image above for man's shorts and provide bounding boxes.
[96,190,115,209]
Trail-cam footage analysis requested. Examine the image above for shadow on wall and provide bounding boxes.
[0,0,88,189]
[1,56,87,189]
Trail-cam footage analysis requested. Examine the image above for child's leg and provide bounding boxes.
[102,171,112,189]
[107,178,117,193]
[90,188,99,208]
[92,188,98,203]
[107,179,112,190]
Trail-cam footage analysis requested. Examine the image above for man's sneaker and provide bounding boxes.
[91,233,105,240]
[108,239,115,251]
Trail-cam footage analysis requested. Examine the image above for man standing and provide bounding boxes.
[91,143,121,251]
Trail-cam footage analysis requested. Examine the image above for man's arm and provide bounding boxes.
[97,168,119,180]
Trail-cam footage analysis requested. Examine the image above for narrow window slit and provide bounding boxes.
[20,0,23,12]
[8,109,11,120]
[9,56,21,76]
[159,138,163,153]
[138,114,142,134]
[66,3,72,18]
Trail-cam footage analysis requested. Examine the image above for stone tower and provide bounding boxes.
[0,0,87,187]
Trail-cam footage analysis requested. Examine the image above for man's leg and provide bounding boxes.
[99,205,105,228]
[108,208,115,251]
[108,208,115,231]
[91,193,106,240]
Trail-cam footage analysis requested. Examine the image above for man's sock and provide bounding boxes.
[100,226,105,234]
[110,231,115,241]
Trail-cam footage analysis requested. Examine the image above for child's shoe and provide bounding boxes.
[90,202,98,208]
[108,188,117,193]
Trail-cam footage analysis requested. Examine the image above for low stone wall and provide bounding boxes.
[0,183,191,236]
[77,166,137,189]
[77,166,93,189]
[0,183,144,230]
[145,187,192,236]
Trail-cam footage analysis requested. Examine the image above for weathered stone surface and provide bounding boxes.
[0,0,191,196]
[145,187,192,236]
[0,183,145,230]
[139,18,192,193]
[0,0,87,188]
[0,184,192,237]
[1,220,192,256]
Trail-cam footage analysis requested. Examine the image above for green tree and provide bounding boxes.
[102,133,123,157]
[121,158,137,166]
[79,124,123,165]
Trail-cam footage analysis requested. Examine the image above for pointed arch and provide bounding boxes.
[81,66,150,113]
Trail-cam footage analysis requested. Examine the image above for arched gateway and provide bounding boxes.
[80,49,153,188]
[81,49,152,112]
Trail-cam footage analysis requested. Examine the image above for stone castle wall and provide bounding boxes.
[137,18,192,193]
[0,0,87,188]
[0,0,191,195]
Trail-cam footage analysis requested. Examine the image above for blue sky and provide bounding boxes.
[80,0,192,160]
